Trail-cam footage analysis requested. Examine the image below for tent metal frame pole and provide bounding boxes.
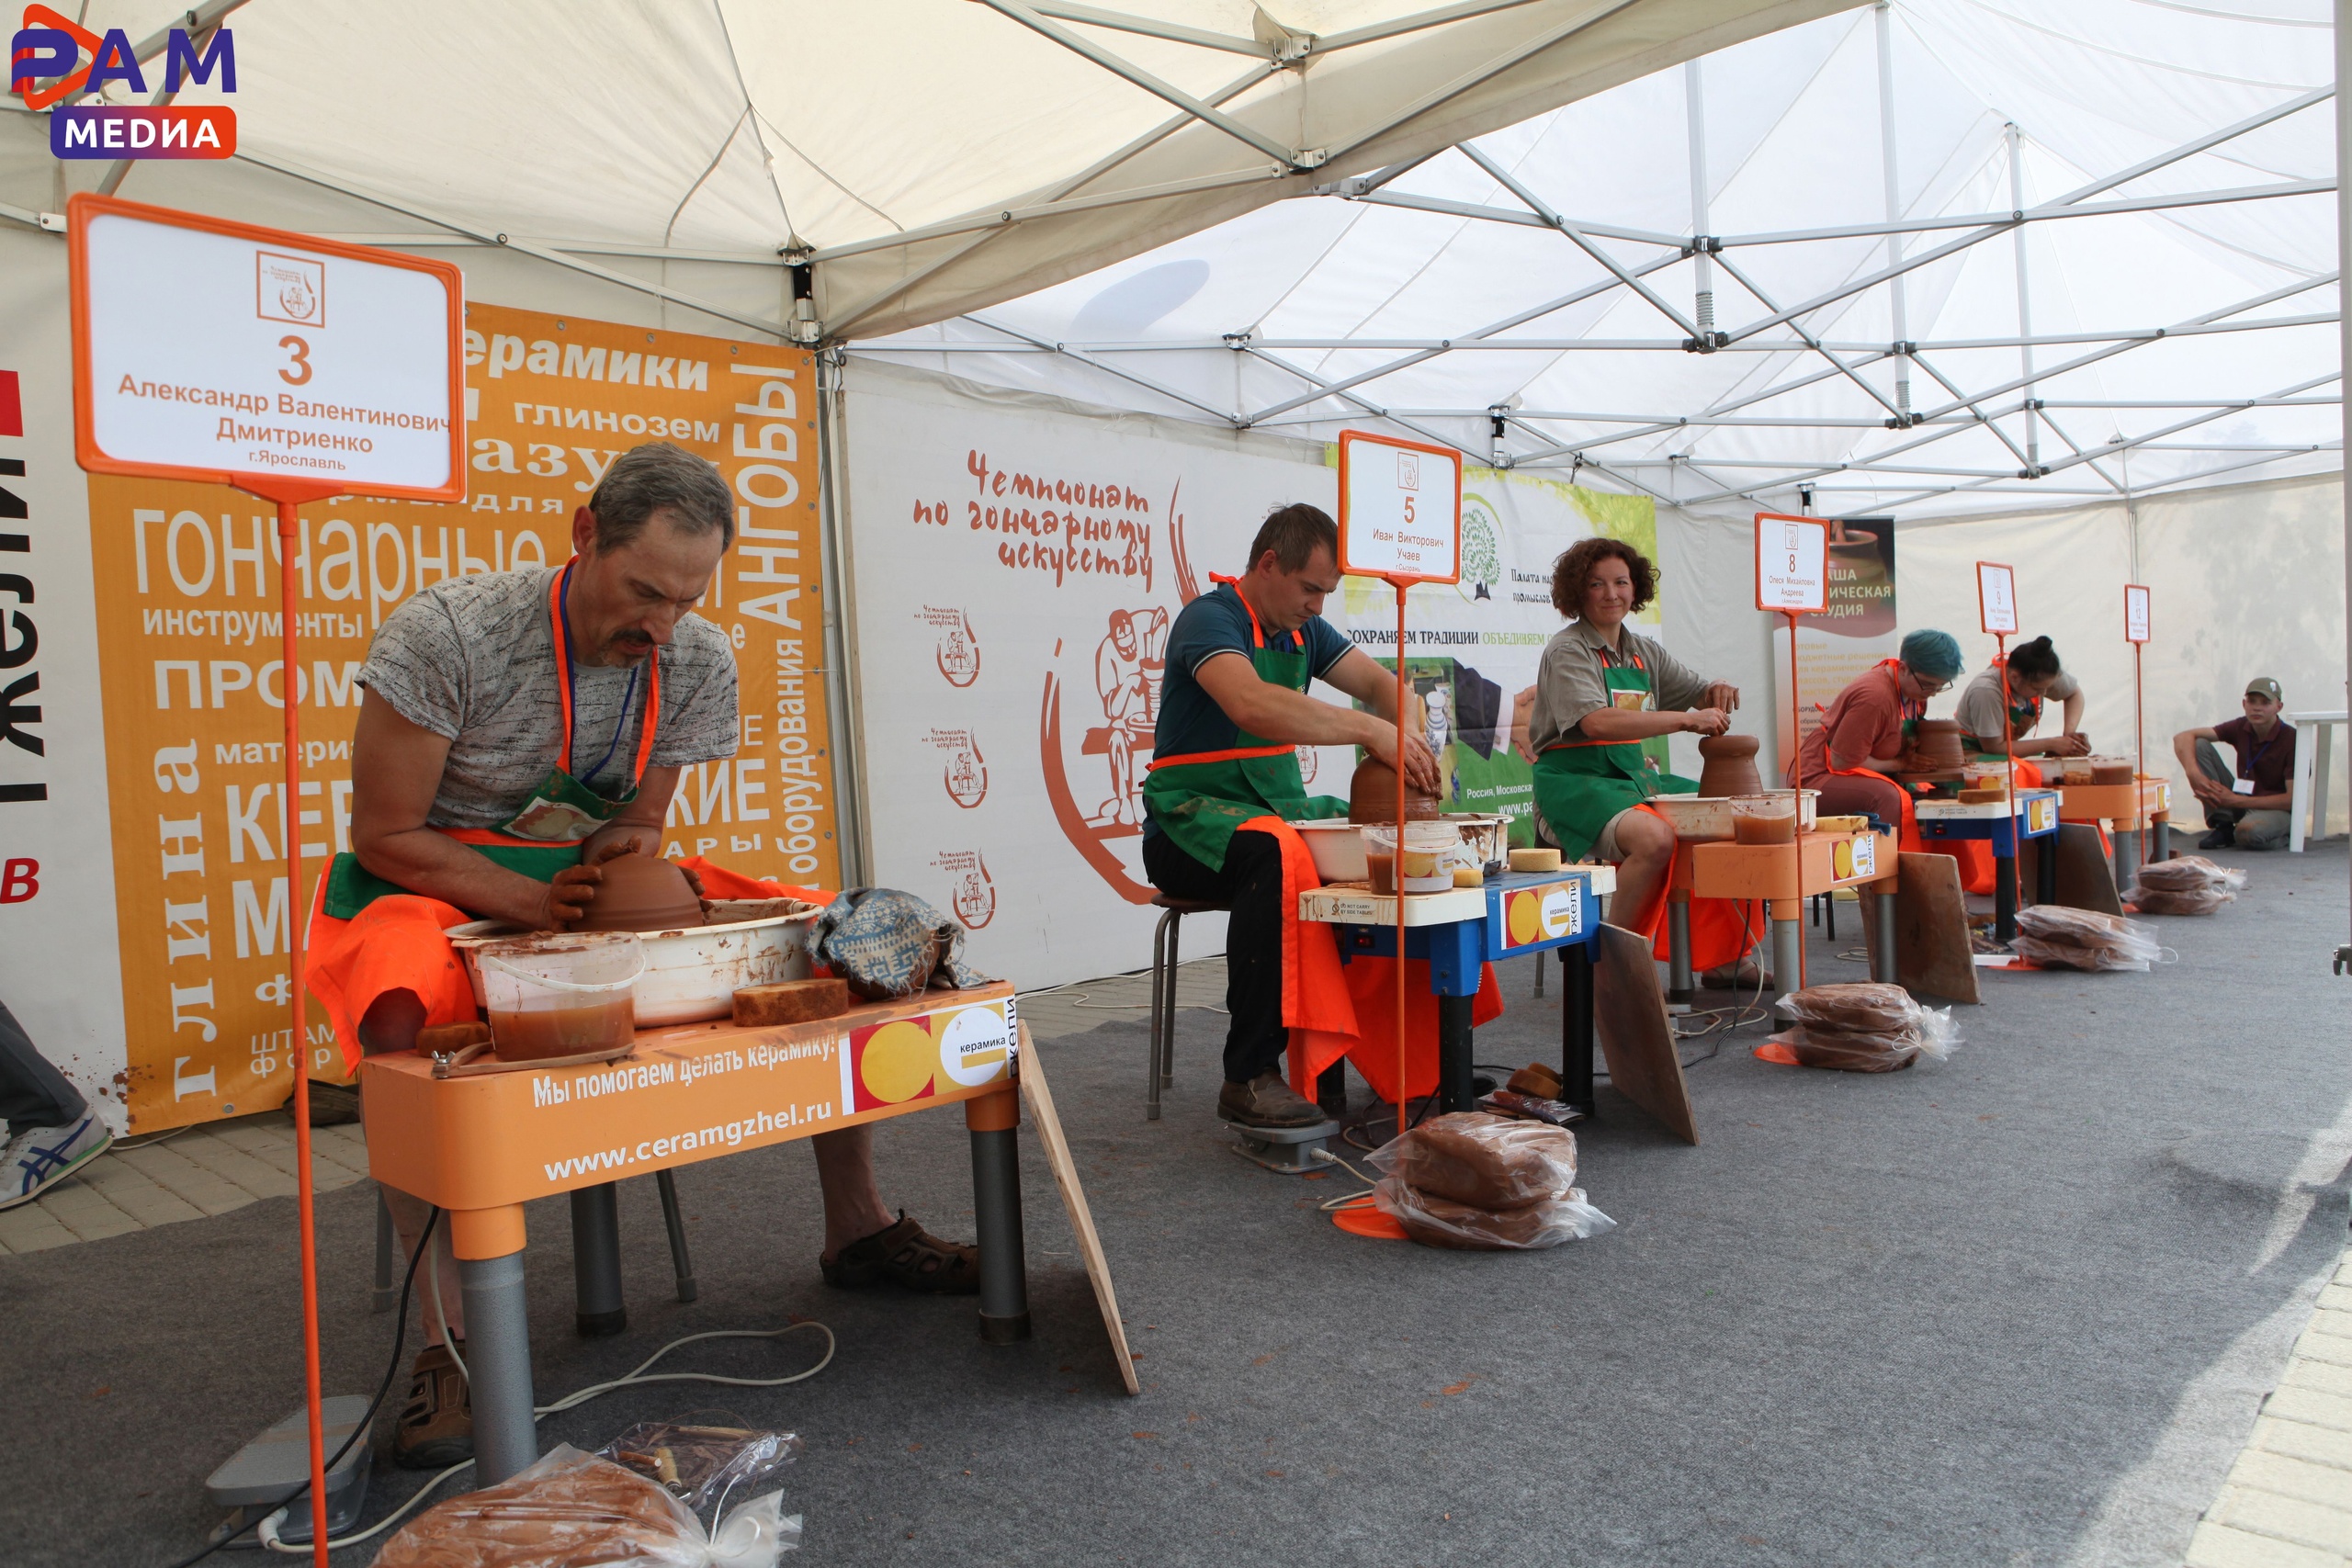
[962,315,1246,425]
[971,0,1305,166]
[813,347,873,888]
[2338,0,2352,961]
[1875,1,1911,419]
[2007,121,2041,474]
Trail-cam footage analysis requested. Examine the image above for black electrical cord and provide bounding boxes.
[162,1205,443,1568]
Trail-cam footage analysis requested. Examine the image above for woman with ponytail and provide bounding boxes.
[1953,636,2088,760]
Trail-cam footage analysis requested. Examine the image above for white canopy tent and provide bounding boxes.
[857,0,2348,518]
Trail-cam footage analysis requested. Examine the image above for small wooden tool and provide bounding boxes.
[731,978,850,1027]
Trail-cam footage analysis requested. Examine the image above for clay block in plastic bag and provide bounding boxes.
[1373,1178,1615,1250]
[369,1444,800,1568]
[1365,1111,1578,1209]
[2012,905,2165,971]
[2132,854,2247,893]
[2129,886,2236,915]
[599,1414,802,1529]
[1760,983,1957,1072]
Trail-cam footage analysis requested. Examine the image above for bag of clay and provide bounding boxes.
[813,888,993,1000]
[1365,1111,1580,1209]
[597,1413,802,1531]
[1371,1178,1616,1250]
[2010,905,2166,972]
[369,1444,800,1568]
[1757,982,1957,1072]
[2132,854,2247,893]
[2129,886,2237,915]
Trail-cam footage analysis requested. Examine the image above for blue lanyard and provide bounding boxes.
[2242,724,2284,776]
[557,563,645,789]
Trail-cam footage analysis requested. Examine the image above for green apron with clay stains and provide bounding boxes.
[1532,653,1697,861]
[1143,607,1346,873]
[321,559,660,918]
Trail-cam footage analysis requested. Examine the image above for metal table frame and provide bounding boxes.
[360,984,1031,1484]
[1915,789,2063,942]
[1300,866,1612,1116]
[1668,829,1901,1005]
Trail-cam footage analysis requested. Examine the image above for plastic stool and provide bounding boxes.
[1148,894,1226,1121]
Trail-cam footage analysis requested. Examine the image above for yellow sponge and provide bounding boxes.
[1453,863,1485,887]
[1508,848,1563,873]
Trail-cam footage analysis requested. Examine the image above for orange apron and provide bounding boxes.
[1239,817,1504,1105]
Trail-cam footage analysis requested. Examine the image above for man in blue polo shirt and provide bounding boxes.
[1142,503,1437,1129]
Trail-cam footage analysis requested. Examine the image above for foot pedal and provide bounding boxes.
[1219,1116,1342,1175]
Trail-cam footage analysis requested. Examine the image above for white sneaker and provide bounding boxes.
[0,1115,113,1210]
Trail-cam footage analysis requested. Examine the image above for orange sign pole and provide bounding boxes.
[1784,609,1805,989]
[1392,578,1408,1141]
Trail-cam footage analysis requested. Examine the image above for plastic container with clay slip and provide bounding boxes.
[476,932,645,1060]
[1363,821,1457,894]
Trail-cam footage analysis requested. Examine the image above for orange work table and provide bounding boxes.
[2058,776,2171,886]
[1667,829,1900,1006]
[360,981,1027,1484]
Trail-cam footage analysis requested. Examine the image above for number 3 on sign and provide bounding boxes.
[277,334,311,386]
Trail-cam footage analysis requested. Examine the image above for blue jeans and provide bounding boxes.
[0,1000,88,1132]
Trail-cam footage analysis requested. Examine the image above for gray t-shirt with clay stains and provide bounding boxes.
[359,566,739,829]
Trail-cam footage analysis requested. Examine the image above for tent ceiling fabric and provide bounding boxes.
[857,0,2345,516]
[5,0,1857,341]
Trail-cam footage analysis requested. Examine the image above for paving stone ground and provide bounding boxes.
[4,953,2340,1563]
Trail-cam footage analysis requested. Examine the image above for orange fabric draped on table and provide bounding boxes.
[1233,816,1504,1105]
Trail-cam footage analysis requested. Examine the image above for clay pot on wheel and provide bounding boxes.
[1349,756,1442,824]
[573,852,705,933]
[1695,734,1762,798]
[1908,718,1967,772]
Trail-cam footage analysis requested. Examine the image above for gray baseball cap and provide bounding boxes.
[2245,676,2283,702]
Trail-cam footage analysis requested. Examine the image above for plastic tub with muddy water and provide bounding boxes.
[474,932,645,1060]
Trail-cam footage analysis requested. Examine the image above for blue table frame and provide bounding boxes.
[1300,867,1611,1116]
[1914,787,2062,942]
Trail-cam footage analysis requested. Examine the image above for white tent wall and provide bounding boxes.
[1651,473,2351,829]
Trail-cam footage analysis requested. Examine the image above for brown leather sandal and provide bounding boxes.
[393,1342,472,1469]
[820,1211,980,1295]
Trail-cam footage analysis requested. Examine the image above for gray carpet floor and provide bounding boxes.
[6,844,2347,1567]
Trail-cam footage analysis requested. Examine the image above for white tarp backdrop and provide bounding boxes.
[862,0,2346,517]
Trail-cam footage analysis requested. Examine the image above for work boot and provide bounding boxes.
[1218,1072,1326,1129]
[393,1343,471,1470]
[820,1212,980,1294]
[2198,824,2235,851]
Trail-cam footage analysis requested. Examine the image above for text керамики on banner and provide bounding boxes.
[85,303,833,1130]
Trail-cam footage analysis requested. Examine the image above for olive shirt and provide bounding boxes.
[1953,663,2079,744]
[1525,619,1713,751]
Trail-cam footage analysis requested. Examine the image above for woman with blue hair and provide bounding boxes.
[1788,628,1966,843]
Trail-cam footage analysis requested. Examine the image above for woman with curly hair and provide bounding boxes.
[1522,537,1760,982]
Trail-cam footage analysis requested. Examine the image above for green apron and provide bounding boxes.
[1531,649,1697,861]
[322,560,661,918]
[1143,581,1346,871]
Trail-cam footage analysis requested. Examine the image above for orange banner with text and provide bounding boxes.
[88,302,833,1130]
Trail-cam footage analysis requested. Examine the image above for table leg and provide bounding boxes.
[1872,881,1899,984]
[655,1168,697,1305]
[1770,900,1801,1005]
[2113,821,2141,895]
[1438,995,1475,1112]
[451,1203,537,1486]
[1315,1061,1348,1117]
[568,1182,627,1337]
[1994,853,2018,944]
[2153,814,2170,863]
[966,1090,1030,1345]
[371,1186,397,1314]
[2036,831,2059,907]
[1559,940,1594,1117]
[1667,896,1694,1006]
[2314,725,2333,841]
[2292,725,2315,852]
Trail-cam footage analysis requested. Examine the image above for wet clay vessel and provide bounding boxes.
[1908,718,1967,771]
[1349,756,1442,824]
[575,853,704,933]
[1696,735,1762,798]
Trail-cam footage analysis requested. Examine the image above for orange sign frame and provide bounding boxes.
[1335,429,1464,586]
[66,191,467,502]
